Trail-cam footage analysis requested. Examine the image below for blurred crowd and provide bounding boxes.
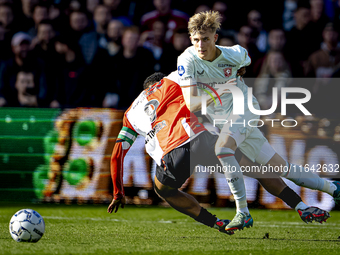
[0,0,339,117]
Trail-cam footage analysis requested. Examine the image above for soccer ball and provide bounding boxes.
[9,209,45,242]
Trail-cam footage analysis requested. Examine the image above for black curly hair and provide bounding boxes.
[143,72,167,89]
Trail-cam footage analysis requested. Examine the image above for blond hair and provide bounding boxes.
[188,11,222,35]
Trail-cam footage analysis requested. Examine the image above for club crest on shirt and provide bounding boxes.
[223,67,232,77]
[178,65,185,76]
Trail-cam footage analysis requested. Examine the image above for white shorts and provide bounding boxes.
[217,101,267,162]
[220,127,268,162]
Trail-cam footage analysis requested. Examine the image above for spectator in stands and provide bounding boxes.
[236,25,263,77]
[254,51,292,112]
[0,3,17,50]
[217,31,236,46]
[106,19,124,57]
[93,4,111,36]
[79,4,111,65]
[103,0,122,16]
[67,10,90,44]
[44,2,65,35]
[310,0,330,35]
[305,22,340,78]
[0,3,14,30]
[31,20,55,54]
[19,0,38,31]
[313,48,340,118]
[141,0,189,43]
[52,35,95,108]
[303,21,340,113]
[0,32,48,107]
[88,18,126,107]
[247,9,268,53]
[253,28,288,76]
[13,70,38,107]
[68,1,82,12]
[27,3,49,37]
[0,22,12,61]
[140,20,177,73]
[103,0,132,26]
[285,0,321,76]
[172,27,191,54]
[267,28,287,52]
[48,2,60,21]
[212,1,231,31]
[31,20,57,104]
[87,19,126,106]
[102,26,155,109]
[283,0,298,31]
[86,0,100,16]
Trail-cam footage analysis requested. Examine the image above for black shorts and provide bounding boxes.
[156,131,221,189]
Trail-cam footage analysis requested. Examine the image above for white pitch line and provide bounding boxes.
[42,216,340,228]
[43,216,177,224]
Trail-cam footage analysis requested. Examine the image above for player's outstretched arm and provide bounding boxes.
[181,85,206,112]
[108,126,136,213]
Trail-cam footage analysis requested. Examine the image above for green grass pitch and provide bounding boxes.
[1,203,340,255]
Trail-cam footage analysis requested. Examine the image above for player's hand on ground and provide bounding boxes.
[237,67,246,76]
[107,197,126,213]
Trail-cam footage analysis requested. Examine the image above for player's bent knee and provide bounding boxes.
[154,185,178,198]
[215,135,237,152]
[154,176,178,198]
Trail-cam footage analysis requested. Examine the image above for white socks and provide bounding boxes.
[216,147,249,216]
[281,162,337,196]
[294,201,309,212]
[238,207,250,216]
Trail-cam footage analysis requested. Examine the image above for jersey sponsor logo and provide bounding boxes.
[223,67,232,77]
[178,65,185,76]
[218,64,236,67]
[144,99,159,123]
[145,120,166,144]
[197,70,204,76]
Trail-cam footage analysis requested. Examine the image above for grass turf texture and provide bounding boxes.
[1,204,340,255]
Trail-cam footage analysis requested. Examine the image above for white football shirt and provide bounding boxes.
[177,44,257,120]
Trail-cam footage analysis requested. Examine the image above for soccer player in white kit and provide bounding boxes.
[178,11,340,233]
